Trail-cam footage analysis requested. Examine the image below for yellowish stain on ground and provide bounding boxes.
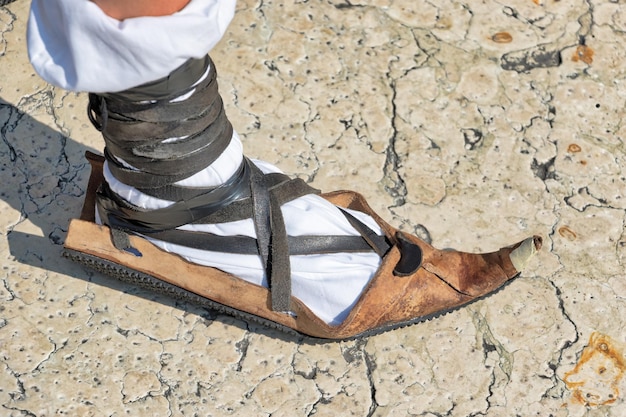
[572,45,594,65]
[564,332,626,407]
[491,32,513,43]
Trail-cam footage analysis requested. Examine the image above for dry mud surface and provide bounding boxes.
[1,1,625,416]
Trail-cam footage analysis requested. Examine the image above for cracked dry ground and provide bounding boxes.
[1,0,626,416]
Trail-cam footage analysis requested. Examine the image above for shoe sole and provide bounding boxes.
[63,248,517,343]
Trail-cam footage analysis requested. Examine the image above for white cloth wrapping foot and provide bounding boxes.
[28,0,383,325]
[102,140,383,325]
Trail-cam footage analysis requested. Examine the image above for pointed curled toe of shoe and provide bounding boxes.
[311,233,542,339]
[420,234,542,297]
[293,192,543,340]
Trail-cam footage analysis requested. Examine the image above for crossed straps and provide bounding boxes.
[88,55,421,313]
[95,157,394,312]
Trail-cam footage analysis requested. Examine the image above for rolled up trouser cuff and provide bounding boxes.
[27,0,236,92]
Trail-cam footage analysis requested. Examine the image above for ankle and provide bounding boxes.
[92,0,191,20]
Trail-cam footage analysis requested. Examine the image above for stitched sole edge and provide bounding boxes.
[63,249,516,343]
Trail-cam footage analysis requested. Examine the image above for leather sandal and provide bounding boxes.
[64,152,542,341]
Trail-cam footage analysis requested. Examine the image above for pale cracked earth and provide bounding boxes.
[1,1,626,416]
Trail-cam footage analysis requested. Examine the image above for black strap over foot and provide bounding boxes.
[393,232,423,276]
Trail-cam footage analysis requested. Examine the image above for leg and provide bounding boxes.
[29,0,541,339]
[91,0,191,20]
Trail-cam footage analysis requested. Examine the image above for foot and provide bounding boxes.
[64,152,541,340]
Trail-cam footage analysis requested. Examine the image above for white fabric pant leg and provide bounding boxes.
[27,0,237,92]
[27,0,383,325]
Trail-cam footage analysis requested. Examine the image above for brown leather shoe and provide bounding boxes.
[64,152,541,340]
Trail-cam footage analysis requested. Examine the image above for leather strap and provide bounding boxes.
[88,56,233,201]
[143,231,388,255]
[190,175,318,224]
[96,159,252,233]
[106,56,211,102]
[91,55,400,313]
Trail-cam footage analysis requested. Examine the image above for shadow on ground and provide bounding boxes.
[0,97,300,343]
